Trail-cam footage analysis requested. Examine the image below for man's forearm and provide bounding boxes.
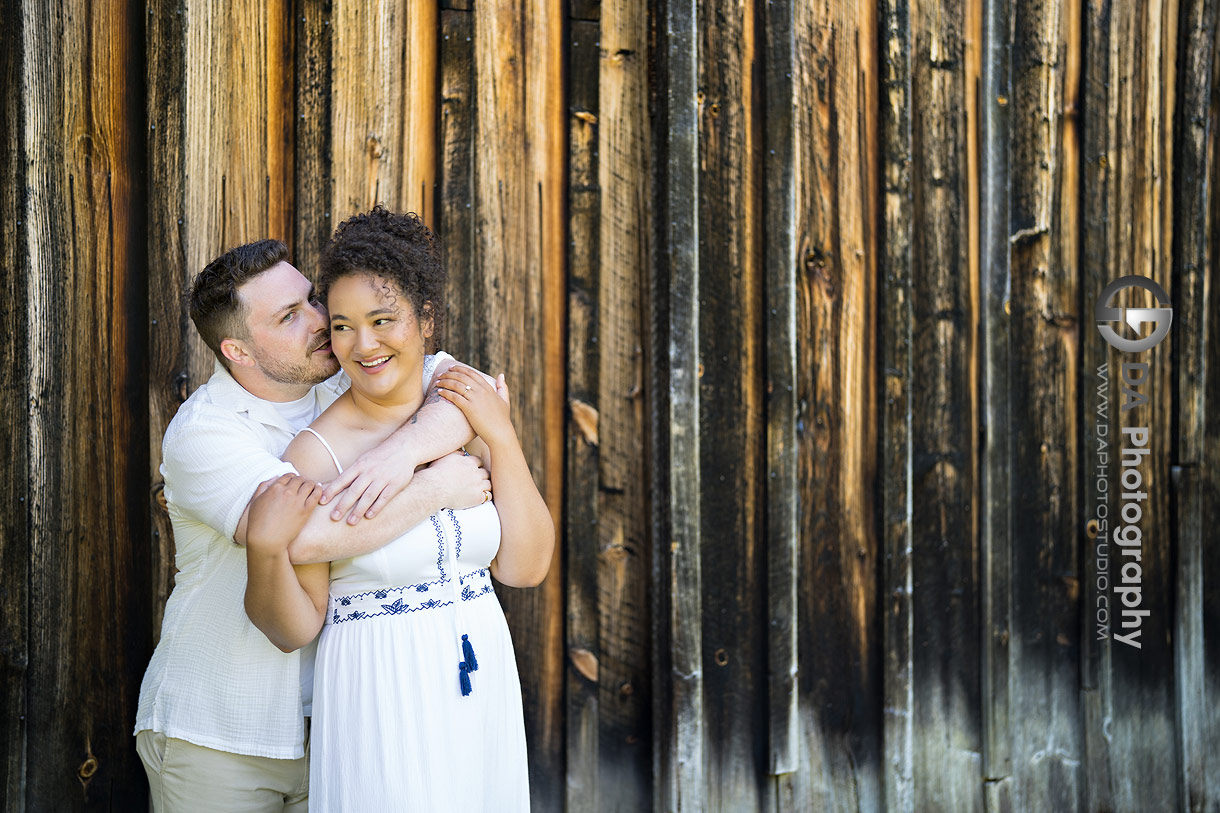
[387,377,475,467]
[287,472,442,564]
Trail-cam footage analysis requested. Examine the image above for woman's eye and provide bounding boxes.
[332,324,349,331]
[375,318,393,326]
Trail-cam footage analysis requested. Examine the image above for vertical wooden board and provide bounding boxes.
[524,0,567,805]
[471,1,565,807]
[761,0,799,783]
[183,0,294,387]
[1097,0,1180,807]
[294,0,334,278]
[438,7,476,358]
[330,0,436,225]
[878,0,915,809]
[1171,0,1217,807]
[1205,27,1220,807]
[1007,0,1084,809]
[595,0,653,808]
[22,0,149,806]
[1079,1,1117,808]
[0,0,29,800]
[697,0,767,807]
[660,0,705,807]
[786,0,883,810]
[565,17,600,813]
[908,0,983,806]
[147,0,189,648]
[979,0,1013,785]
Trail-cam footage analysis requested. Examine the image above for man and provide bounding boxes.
[134,240,484,811]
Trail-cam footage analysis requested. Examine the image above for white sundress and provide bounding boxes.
[306,362,530,812]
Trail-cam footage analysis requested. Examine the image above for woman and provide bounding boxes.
[245,207,554,811]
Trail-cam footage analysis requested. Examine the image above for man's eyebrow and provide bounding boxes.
[271,299,304,320]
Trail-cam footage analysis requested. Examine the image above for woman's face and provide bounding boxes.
[327,273,432,404]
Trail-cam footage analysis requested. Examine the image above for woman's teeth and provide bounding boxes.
[359,356,390,368]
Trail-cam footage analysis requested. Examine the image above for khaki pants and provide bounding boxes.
[135,727,309,813]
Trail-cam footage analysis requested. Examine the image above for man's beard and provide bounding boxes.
[251,344,338,387]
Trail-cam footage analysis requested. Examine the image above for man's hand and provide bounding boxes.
[317,440,417,526]
[247,474,321,552]
[416,451,493,511]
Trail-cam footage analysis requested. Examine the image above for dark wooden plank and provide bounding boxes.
[659,0,705,808]
[593,2,653,809]
[22,1,150,807]
[979,0,1013,789]
[146,0,189,650]
[879,1,915,809]
[1097,1,1179,808]
[293,0,334,278]
[564,18,600,812]
[761,0,799,781]
[1172,0,1218,806]
[0,0,29,801]
[775,2,884,811]
[1007,0,1084,809]
[697,0,768,808]
[908,0,983,805]
[438,8,476,359]
[1079,1,1117,808]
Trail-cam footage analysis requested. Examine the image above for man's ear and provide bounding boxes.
[221,337,256,368]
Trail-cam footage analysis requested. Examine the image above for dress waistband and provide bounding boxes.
[326,568,494,626]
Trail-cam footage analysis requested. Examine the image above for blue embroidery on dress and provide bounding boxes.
[429,514,447,579]
[446,509,463,559]
[327,569,492,625]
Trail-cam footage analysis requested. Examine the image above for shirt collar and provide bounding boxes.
[204,360,304,435]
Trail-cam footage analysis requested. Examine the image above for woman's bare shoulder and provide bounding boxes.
[284,424,343,482]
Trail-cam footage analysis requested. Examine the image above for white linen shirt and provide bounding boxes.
[134,361,348,759]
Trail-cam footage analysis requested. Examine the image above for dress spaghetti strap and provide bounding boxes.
[299,426,344,475]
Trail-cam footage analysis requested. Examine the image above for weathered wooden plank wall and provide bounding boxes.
[2,0,1219,810]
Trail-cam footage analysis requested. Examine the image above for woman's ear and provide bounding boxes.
[420,301,435,339]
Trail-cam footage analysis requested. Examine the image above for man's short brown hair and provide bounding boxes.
[189,240,290,366]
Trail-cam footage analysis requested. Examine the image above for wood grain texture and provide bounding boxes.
[293,0,334,278]
[979,0,1013,787]
[0,0,29,802]
[183,0,295,387]
[1172,0,1218,807]
[438,7,475,357]
[147,0,189,650]
[595,0,653,808]
[565,19,600,812]
[879,0,915,808]
[697,0,767,807]
[330,0,436,225]
[1008,0,1084,808]
[21,1,149,807]
[660,0,705,809]
[776,0,883,811]
[761,0,799,781]
[909,0,983,805]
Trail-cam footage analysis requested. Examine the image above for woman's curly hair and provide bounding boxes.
[319,206,446,349]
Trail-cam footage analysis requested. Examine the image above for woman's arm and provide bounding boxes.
[243,470,331,652]
[244,433,342,651]
[436,368,555,587]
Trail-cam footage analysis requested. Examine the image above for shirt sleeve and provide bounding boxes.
[161,407,298,543]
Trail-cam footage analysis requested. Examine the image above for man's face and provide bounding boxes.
[237,261,339,387]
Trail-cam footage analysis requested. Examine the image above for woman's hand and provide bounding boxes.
[246,473,321,552]
[417,451,494,510]
[435,367,514,448]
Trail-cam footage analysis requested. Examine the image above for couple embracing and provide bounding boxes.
[134,207,553,811]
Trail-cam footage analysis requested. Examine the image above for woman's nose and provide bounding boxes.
[355,327,379,352]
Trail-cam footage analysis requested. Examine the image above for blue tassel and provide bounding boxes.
[462,634,479,672]
[459,662,472,696]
